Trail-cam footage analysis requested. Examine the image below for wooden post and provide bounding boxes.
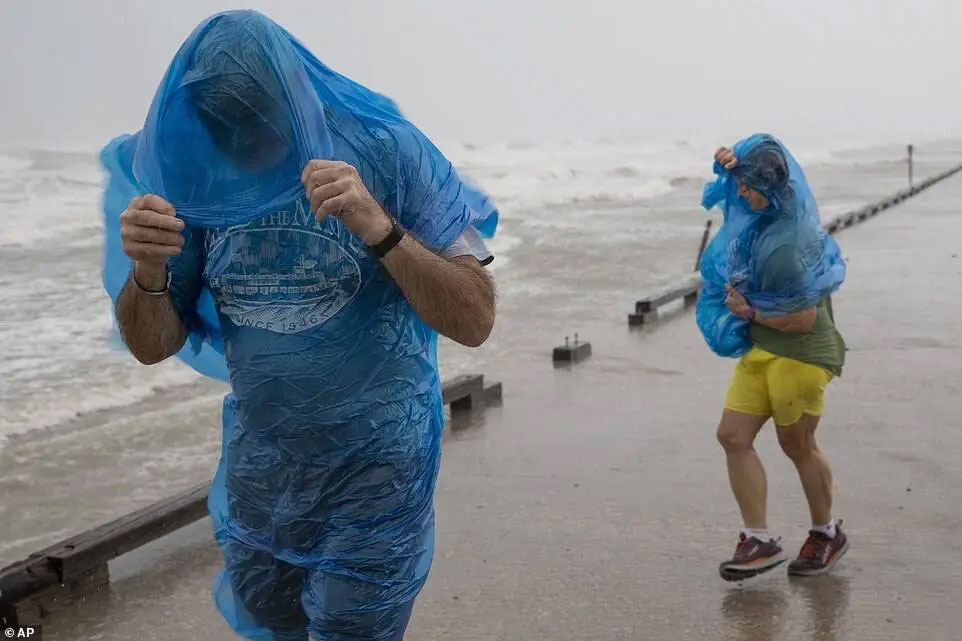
[907,144,914,187]
[695,219,712,272]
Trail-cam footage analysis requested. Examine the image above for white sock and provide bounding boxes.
[742,528,771,542]
[812,520,837,539]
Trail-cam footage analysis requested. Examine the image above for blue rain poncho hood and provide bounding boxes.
[695,134,846,357]
[108,8,498,232]
[99,10,498,640]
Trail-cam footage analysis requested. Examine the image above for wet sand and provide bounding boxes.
[30,174,962,640]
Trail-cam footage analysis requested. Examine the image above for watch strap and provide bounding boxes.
[132,264,171,296]
[369,221,405,258]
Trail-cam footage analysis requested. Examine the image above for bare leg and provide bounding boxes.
[777,414,832,526]
[717,410,771,529]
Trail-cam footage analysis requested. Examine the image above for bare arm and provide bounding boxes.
[114,195,192,364]
[752,306,817,334]
[380,235,495,347]
[726,283,817,334]
[116,267,188,364]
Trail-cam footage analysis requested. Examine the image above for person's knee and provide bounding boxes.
[304,578,414,641]
[716,419,755,453]
[223,542,310,636]
[777,427,814,463]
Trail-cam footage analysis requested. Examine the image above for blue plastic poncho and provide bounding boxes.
[696,134,845,357]
[100,10,497,640]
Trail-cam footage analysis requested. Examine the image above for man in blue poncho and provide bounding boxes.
[697,136,849,581]
[104,10,497,641]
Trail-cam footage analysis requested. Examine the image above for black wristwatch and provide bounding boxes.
[368,220,405,258]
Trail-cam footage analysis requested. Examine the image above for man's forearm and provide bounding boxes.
[753,306,816,334]
[116,266,188,364]
[380,234,495,347]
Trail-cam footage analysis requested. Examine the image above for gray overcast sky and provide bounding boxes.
[1,0,960,151]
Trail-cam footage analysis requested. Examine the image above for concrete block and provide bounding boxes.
[553,336,592,363]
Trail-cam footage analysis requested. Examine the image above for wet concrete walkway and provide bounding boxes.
[46,175,962,640]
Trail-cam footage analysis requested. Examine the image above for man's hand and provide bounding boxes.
[725,283,754,320]
[715,147,738,170]
[301,160,393,245]
[120,195,185,290]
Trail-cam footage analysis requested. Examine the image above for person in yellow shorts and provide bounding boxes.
[712,144,850,581]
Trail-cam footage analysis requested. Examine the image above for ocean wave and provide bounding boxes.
[0,359,218,444]
[669,175,699,187]
[53,175,103,188]
[27,149,98,171]
[481,173,682,216]
[0,153,32,173]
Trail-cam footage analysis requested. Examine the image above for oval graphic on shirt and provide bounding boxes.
[205,227,362,334]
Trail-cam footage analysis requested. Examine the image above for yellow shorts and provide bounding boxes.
[724,347,833,427]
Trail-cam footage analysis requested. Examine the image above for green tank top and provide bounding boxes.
[749,245,847,377]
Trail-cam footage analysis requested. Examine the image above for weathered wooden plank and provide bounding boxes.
[627,310,658,326]
[9,563,108,627]
[0,555,60,621]
[635,274,701,313]
[0,485,207,622]
[47,482,210,583]
[480,382,503,403]
[441,374,484,407]
[448,377,502,411]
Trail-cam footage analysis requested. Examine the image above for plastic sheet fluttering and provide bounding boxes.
[696,134,845,357]
[99,10,498,640]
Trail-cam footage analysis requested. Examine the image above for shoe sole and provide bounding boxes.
[787,537,850,577]
[719,554,787,582]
